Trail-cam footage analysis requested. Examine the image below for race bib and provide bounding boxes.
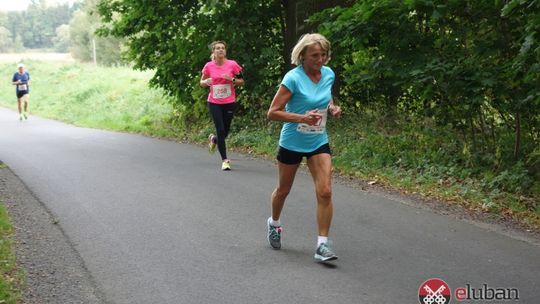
[297,109,328,134]
[212,84,232,99]
[18,84,28,91]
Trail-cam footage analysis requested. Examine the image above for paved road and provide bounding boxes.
[1,107,539,304]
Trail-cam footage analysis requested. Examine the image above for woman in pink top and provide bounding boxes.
[200,41,244,170]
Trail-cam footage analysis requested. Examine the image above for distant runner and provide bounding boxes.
[200,40,244,171]
[266,33,342,262]
[12,63,31,121]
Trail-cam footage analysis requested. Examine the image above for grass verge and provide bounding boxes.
[0,61,176,138]
[0,190,24,303]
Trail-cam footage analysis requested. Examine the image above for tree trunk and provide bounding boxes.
[279,0,351,75]
[514,112,521,159]
[280,0,297,73]
[478,107,489,151]
[469,115,477,153]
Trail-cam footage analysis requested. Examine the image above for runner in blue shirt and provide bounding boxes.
[12,63,31,121]
[266,33,342,262]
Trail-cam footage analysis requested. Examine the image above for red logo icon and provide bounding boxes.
[419,278,451,304]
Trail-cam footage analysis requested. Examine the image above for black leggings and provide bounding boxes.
[208,102,237,160]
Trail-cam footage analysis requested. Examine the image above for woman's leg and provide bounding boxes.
[271,161,300,221]
[268,147,302,249]
[267,161,299,248]
[306,153,333,237]
[221,103,237,140]
[208,103,227,160]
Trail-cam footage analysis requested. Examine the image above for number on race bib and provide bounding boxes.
[212,84,232,99]
[297,109,328,134]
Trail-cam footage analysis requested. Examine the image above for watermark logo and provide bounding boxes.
[419,278,452,304]
[454,284,519,301]
[418,279,520,303]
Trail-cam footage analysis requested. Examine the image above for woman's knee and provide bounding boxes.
[316,186,332,201]
[273,186,291,200]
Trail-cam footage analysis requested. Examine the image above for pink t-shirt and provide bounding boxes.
[202,59,242,104]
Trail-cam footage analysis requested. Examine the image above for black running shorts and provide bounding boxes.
[16,91,28,98]
[276,143,331,165]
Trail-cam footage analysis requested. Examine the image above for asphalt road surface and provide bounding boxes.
[1,107,539,304]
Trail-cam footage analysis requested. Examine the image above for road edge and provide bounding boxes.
[0,162,107,304]
[331,172,540,247]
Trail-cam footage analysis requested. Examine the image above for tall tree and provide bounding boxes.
[0,26,12,52]
[311,0,539,168]
[70,0,124,65]
[52,24,70,52]
[502,0,540,160]
[4,2,76,49]
[96,0,350,117]
[97,0,283,117]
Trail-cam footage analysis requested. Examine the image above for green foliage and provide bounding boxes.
[487,162,533,194]
[52,24,70,52]
[312,0,539,191]
[96,0,283,117]
[0,26,12,52]
[501,0,540,143]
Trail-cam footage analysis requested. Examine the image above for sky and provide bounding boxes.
[0,0,77,12]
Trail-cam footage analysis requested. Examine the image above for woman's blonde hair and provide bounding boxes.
[210,40,227,60]
[290,33,331,65]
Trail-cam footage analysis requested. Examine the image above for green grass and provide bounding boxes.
[324,114,540,228]
[1,60,538,230]
[0,61,176,138]
[0,194,23,304]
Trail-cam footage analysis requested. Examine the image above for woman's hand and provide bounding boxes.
[200,77,212,87]
[302,110,323,126]
[329,104,342,118]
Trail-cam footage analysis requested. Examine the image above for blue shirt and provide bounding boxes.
[12,72,30,94]
[278,65,335,152]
